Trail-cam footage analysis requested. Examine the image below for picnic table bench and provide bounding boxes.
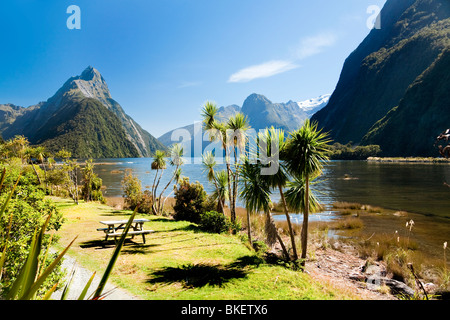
[97,219,153,244]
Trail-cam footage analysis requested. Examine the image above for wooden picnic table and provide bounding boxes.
[97,218,153,244]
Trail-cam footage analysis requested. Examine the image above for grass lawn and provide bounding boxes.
[50,197,360,300]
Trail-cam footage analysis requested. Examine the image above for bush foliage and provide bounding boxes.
[199,211,230,234]
[329,142,381,160]
[173,178,211,223]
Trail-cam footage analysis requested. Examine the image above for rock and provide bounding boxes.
[383,279,415,297]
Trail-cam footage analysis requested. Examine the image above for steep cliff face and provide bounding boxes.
[363,48,450,156]
[311,0,450,156]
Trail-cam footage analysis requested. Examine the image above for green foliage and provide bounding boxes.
[199,211,230,234]
[37,98,140,158]
[121,169,143,211]
[329,142,382,160]
[121,169,153,214]
[139,190,154,214]
[81,159,105,203]
[2,204,138,300]
[0,158,40,188]
[173,178,208,223]
[0,173,64,298]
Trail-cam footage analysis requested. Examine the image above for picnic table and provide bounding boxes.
[97,218,153,244]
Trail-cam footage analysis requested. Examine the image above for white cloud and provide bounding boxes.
[227,32,337,83]
[227,60,299,83]
[296,33,338,60]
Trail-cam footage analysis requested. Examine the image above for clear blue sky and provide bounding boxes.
[0,0,386,137]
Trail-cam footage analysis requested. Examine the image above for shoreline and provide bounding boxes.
[102,196,397,300]
[103,195,449,299]
[367,157,450,163]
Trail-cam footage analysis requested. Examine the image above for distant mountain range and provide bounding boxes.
[312,0,450,157]
[158,93,329,150]
[0,66,166,158]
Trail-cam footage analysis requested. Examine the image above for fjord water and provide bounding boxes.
[93,159,450,258]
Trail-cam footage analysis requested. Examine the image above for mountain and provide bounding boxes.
[158,93,329,151]
[34,98,141,159]
[0,66,166,158]
[311,0,450,157]
[296,94,331,116]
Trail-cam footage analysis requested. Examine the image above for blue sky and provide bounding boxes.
[0,0,386,137]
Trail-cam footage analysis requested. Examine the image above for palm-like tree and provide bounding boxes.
[226,112,250,224]
[239,158,289,260]
[201,102,250,226]
[213,170,229,214]
[151,150,167,214]
[282,119,331,268]
[202,151,226,214]
[33,146,49,187]
[258,127,299,261]
[11,135,29,163]
[284,175,323,221]
[157,144,184,214]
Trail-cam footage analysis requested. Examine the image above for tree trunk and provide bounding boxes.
[278,185,298,261]
[246,208,252,247]
[266,211,289,261]
[226,162,234,222]
[245,181,252,248]
[300,175,309,268]
[212,178,225,215]
[158,166,179,214]
[30,163,42,185]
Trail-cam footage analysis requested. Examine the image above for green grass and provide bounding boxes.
[50,197,359,300]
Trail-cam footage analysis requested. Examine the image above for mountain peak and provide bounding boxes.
[79,66,104,82]
[72,66,111,101]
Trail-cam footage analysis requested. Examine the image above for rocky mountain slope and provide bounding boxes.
[158,93,329,148]
[0,67,165,158]
[311,0,450,156]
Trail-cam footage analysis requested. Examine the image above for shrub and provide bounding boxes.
[0,181,64,296]
[139,190,154,214]
[199,211,230,233]
[121,169,143,211]
[173,178,207,223]
[81,160,105,203]
[330,142,381,160]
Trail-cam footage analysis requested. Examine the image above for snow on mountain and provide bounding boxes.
[296,94,331,114]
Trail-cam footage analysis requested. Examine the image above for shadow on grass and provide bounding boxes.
[147,255,264,288]
[79,238,156,251]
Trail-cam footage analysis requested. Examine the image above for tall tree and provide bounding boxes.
[151,150,167,215]
[282,119,331,268]
[258,127,299,261]
[239,157,289,260]
[201,101,250,226]
[202,151,226,214]
[56,149,80,205]
[226,112,250,225]
[157,144,184,214]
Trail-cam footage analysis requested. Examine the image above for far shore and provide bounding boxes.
[367,156,450,163]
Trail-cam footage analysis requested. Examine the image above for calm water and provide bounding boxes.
[93,159,450,217]
[92,158,450,258]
